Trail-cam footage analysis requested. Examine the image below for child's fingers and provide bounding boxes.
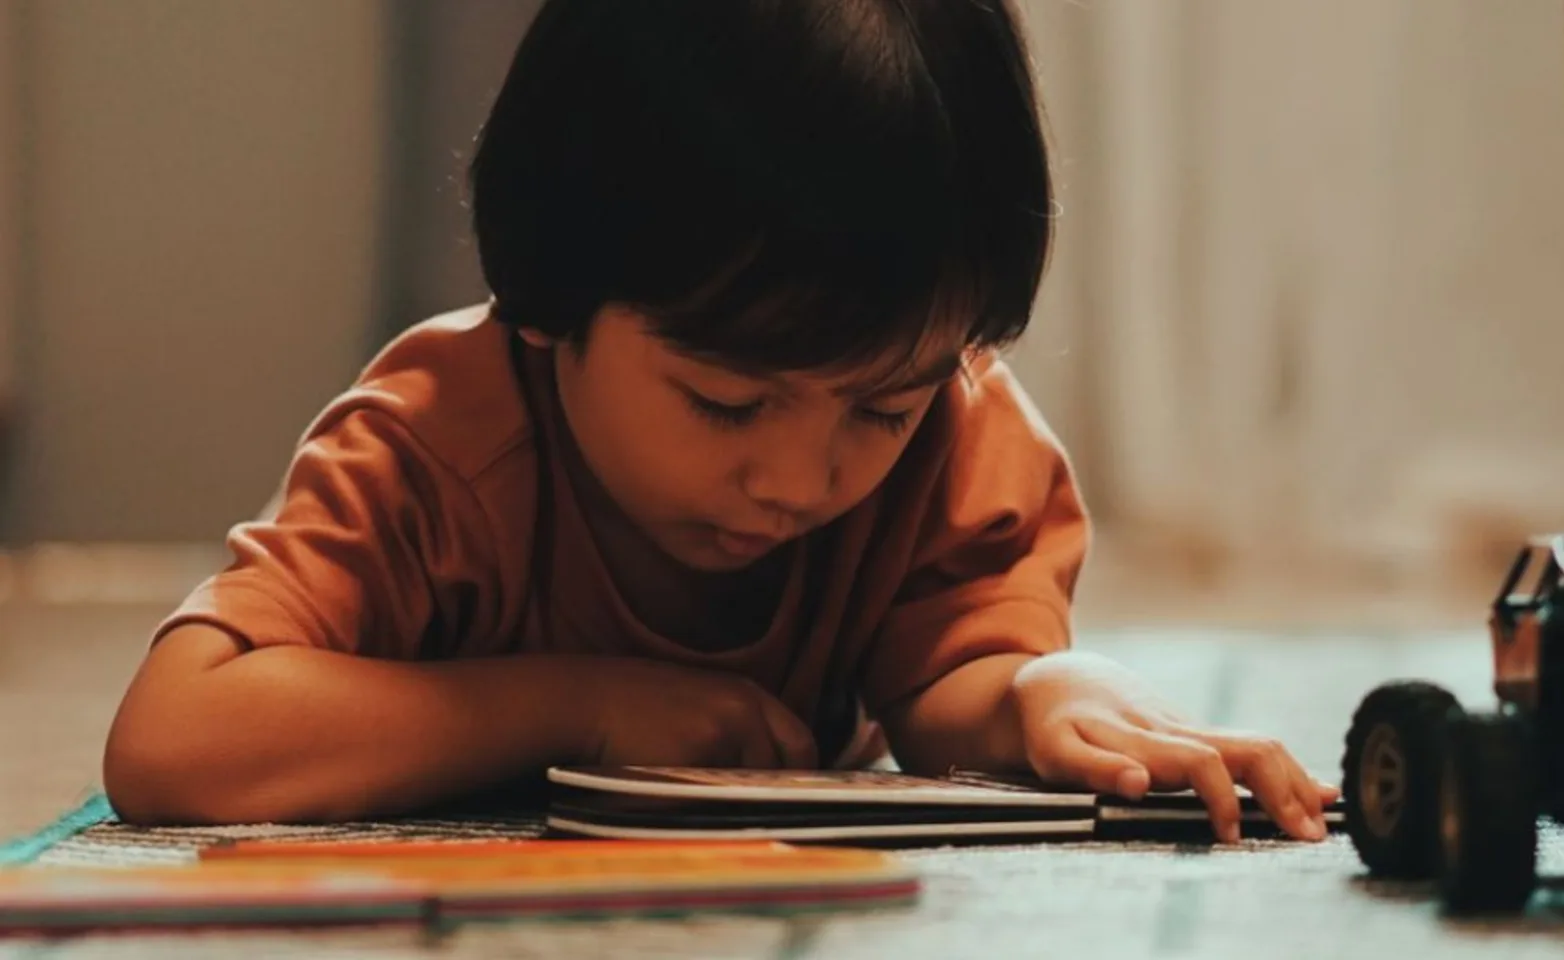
[1026,723,1151,798]
[754,695,818,769]
[1078,719,1244,843]
[1287,764,1341,836]
[737,731,785,769]
[1186,728,1331,840]
[1269,743,1325,820]
[1208,734,1320,841]
[1274,749,1329,830]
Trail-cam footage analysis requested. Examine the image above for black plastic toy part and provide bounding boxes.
[1341,681,1460,880]
[1343,684,1543,916]
[1343,536,1562,916]
[1437,710,1538,913]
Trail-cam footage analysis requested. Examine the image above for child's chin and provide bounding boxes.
[668,535,780,573]
[681,544,772,573]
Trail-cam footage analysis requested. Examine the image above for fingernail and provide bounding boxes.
[1116,768,1149,799]
[1222,823,1241,844]
[1310,816,1327,839]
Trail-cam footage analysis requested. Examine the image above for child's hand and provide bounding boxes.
[1011,650,1339,844]
[586,658,818,770]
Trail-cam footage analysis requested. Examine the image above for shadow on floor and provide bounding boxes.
[1349,874,1564,936]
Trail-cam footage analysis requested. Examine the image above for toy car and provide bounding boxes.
[1341,534,1562,914]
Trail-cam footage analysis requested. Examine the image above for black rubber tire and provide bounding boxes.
[1437,710,1538,915]
[1341,681,1461,878]
[1537,614,1564,816]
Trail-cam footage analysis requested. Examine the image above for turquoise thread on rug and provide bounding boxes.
[0,793,115,866]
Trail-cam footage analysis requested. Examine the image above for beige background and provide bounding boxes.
[0,0,20,420]
[1,0,1561,600]
[0,0,388,541]
[1022,0,1564,593]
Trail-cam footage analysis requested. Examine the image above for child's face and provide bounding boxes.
[535,306,962,572]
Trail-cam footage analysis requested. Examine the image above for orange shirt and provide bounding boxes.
[155,304,1089,765]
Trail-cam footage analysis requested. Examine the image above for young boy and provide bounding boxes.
[103,0,1336,844]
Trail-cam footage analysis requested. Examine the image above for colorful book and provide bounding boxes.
[542,766,1346,844]
[0,842,919,935]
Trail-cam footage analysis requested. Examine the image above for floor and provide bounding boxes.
[1,550,1561,957]
[0,602,161,843]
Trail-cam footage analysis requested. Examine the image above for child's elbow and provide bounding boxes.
[101,714,260,826]
[100,625,308,826]
[102,720,366,827]
[101,721,214,826]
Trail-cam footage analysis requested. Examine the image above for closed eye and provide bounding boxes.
[679,385,918,435]
[683,390,763,428]
[854,407,915,435]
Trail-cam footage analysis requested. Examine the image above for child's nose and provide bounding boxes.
[742,447,838,518]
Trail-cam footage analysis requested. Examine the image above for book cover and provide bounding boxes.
[542,766,1344,844]
[0,843,919,935]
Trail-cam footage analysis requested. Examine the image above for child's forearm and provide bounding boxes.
[104,629,607,825]
[879,652,1037,776]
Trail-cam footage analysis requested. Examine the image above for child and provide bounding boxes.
[103,0,1337,844]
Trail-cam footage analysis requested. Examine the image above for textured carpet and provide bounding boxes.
[4,624,1562,958]
[9,822,1564,959]
[17,796,550,868]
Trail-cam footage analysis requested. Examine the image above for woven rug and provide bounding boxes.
[6,793,1564,960]
[0,789,1339,868]
[1,791,552,868]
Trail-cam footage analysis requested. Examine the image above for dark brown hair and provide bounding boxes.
[469,0,1053,372]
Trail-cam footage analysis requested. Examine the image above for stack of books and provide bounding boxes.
[542,766,1345,844]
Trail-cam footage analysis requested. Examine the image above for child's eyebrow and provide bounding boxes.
[836,352,963,399]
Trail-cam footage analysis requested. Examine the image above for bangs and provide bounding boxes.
[605,0,1045,374]
[471,0,1051,368]
[639,240,991,375]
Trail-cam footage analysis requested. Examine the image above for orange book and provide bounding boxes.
[0,842,918,935]
[199,838,785,862]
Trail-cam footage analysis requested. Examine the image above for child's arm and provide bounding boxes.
[862,361,1086,772]
[103,404,814,825]
[866,363,1334,843]
[104,625,815,825]
[877,651,1034,776]
[104,624,600,824]
[882,648,1335,844]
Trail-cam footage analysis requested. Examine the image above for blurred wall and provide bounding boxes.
[1013,0,1564,583]
[0,0,19,422]
[2,0,1562,587]
[376,0,542,342]
[1,0,388,543]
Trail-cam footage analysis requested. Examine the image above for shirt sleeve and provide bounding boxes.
[152,405,498,660]
[859,360,1090,713]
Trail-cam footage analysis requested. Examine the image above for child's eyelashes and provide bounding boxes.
[686,393,764,428]
[854,408,915,434]
[679,388,915,436]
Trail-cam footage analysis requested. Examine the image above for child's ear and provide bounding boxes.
[516,328,555,349]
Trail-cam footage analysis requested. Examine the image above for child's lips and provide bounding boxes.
[710,527,785,558]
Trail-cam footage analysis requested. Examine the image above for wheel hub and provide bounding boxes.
[1360,723,1407,836]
